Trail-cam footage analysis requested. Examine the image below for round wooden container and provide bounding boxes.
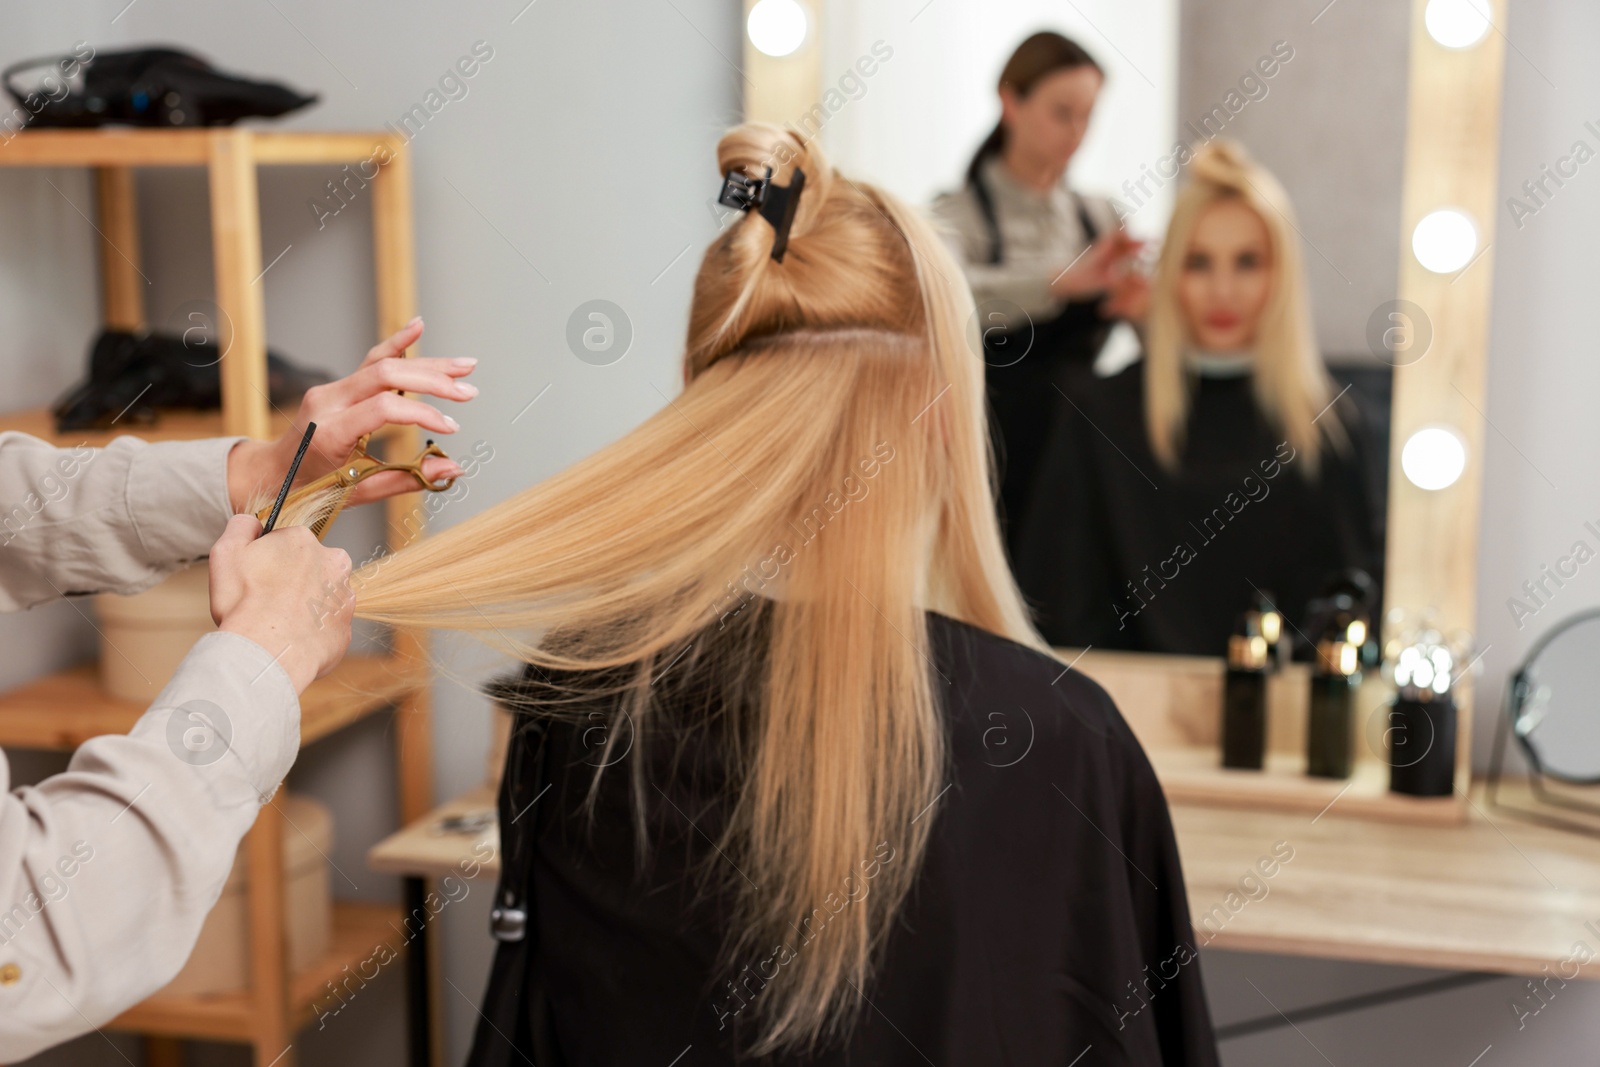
[161,793,334,997]
[93,563,216,703]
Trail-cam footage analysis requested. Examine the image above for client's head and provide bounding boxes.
[353,122,1041,1055]
[1144,138,1342,473]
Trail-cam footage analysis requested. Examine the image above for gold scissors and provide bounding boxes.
[255,431,458,541]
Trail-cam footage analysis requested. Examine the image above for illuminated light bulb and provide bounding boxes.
[1413,660,1436,690]
[1425,0,1493,48]
[1401,426,1467,491]
[747,0,808,57]
[1347,619,1368,646]
[1261,611,1282,644]
[1412,209,1478,273]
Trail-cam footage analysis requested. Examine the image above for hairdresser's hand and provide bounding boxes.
[1050,232,1144,301]
[226,317,476,513]
[1101,268,1151,323]
[210,514,354,694]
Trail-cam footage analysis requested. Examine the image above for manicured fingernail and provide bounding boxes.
[443,464,466,478]
[457,382,480,398]
[408,315,423,327]
[444,415,459,430]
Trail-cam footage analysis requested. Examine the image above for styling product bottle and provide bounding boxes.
[1306,638,1360,778]
[1255,589,1288,671]
[1221,619,1271,770]
[1387,633,1460,796]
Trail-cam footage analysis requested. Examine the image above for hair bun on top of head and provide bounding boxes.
[1186,137,1294,208]
[1187,138,1255,189]
[688,124,928,373]
[713,123,834,264]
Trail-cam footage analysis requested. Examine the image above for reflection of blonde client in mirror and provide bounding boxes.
[342,123,1219,1063]
[1015,139,1379,657]
[1144,139,1340,471]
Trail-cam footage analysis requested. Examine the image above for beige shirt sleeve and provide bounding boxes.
[0,432,244,610]
[0,434,302,1063]
[929,186,1060,316]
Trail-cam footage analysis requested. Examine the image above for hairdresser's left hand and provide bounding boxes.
[1050,231,1144,301]
[1101,269,1151,322]
[226,318,476,513]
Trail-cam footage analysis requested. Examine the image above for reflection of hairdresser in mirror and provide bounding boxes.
[351,124,1219,1064]
[0,321,472,1062]
[1014,141,1378,657]
[932,31,1146,556]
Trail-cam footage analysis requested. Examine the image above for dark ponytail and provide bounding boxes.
[964,31,1104,187]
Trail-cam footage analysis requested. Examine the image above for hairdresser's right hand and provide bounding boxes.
[209,514,355,694]
[1050,232,1143,300]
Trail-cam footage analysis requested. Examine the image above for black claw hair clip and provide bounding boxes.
[717,165,807,262]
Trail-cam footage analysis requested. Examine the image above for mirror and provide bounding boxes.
[814,1,1413,659]
[1507,610,1600,784]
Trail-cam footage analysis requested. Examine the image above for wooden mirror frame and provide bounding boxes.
[1382,0,1507,797]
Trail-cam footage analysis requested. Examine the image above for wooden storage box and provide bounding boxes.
[162,793,333,997]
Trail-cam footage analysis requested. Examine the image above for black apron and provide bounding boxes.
[971,167,1115,559]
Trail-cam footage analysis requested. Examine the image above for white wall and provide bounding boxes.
[1,2,737,1064]
[1474,0,1600,767]
[818,0,1179,237]
[1177,0,1410,362]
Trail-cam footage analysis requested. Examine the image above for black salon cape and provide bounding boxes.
[466,604,1219,1067]
[1012,360,1379,656]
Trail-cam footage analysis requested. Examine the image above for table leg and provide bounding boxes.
[404,876,432,1067]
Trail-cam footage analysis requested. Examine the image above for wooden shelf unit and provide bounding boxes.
[0,654,425,753]
[0,127,435,1067]
[111,902,405,1042]
[0,403,410,450]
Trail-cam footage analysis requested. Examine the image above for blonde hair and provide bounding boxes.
[1144,139,1345,473]
[352,122,1047,1054]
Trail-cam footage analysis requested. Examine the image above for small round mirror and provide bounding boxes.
[1509,610,1600,784]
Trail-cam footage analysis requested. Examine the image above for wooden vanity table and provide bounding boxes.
[377,780,1600,980]
[1173,779,1600,978]
[367,773,1600,1067]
